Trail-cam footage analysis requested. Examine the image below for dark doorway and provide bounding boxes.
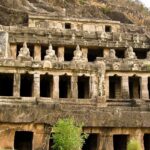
[78,76,90,99]
[88,48,103,62]
[14,131,33,150]
[40,74,53,97]
[109,76,122,99]
[20,73,33,97]
[59,75,71,98]
[134,49,149,59]
[129,76,141,99]
[113,135,128,150]
[148,78,150,99]
[49,134,54,150]
[144,134,150,150]
[0,73,14,96]
[82,134,98,150]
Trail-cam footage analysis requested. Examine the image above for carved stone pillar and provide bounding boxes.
[103,48,109,58]
[82,47,88,61]
[58,46,64,62]
[141,76,149,100]
[13,73,20,97]
[105,75,109,99]
[53,75,59,99]
[98,135,113,150]
[71,75,78,99]
[10,43,17,59]
[91,75,98,98]
[34,44,41,61]
[33,74,40,97]
[122,75,129,99]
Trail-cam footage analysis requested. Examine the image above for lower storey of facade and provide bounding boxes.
[1,123,150,150]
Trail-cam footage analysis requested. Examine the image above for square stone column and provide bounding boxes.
[122,76,129,99]
[58,47,64,62]
[141,76,149,100]
[71,75,78,99]
[53,75,59,99]
[13,73,20,97]
[91,75,98,98]
[82,47,88,61]
[33,74,40,97]
[105,75,109,99]
[10,43,17,59]
[34,44,41,61]
[103,48,109,58]
[98,135,113,150]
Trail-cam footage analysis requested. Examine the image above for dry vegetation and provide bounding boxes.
[0,0,150,26]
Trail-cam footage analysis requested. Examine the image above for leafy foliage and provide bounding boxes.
[127,139,141,150]
[52,118,88,150]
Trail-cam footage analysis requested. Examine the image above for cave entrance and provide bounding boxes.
[40,74,53,97]
[0,73,14,96]
[113,135,128,150]
[20,73,33,97]
[109,75,122,99]
[82,134,98,150]
[59,75,71,98]
[144,134,150,150]
[129,76,141,99]
[14,131,33,150]
[78,76,90,99]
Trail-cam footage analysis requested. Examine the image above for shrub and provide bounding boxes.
[52,118,88,150]
[127,139,141,150]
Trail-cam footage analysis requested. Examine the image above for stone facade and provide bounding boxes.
[0,15,150,150]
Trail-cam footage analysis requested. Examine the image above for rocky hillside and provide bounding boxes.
[0,0,150,27]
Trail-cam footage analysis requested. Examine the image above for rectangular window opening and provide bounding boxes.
[78,76,90,99]
[59,75,71,98]
[20,74,33,97]
[65,23,71,29]
[109,76,122,99]
[134,49,148,59]
[64,47,75,61]
[0,73,14,96]
[40,74,53,97]
[115,50,125,58]
[129,76,141,99]
[88,48,103,62]
[14,131,33,150]
[82,133,98,150]
[113,135,128,150]
[105,25,112,32]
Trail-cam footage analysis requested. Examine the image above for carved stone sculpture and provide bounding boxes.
[109,49,117,59]
[72,45,87,62]
[17,42,33,61]
[44,44,57,61]
[43,44,57,68]
[125,46,137,59]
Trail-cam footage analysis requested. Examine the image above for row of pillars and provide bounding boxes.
[13,73,98,99]
[106,75,149,99]
[10,43,109,60]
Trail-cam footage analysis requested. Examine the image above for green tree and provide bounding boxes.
[51,118,88,150]
[127,139,141,150]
